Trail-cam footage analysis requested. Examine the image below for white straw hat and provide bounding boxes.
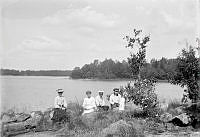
[98,90,104,93]
[57,89,64,93]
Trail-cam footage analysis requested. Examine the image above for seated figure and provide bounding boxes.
[95,90,109,111]
[109,88,121,109]
[82,90,96,115]
[52,89,69,127]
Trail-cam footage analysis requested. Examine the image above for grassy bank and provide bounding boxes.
[2,100,200,137]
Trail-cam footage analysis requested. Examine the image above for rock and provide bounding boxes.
[14,113,31,122]
[169,113,191,127]
[160,113,173,123]
[101,120,144,137]
[2,111,44,136]
[174,106,184,115]
[1,114,14,123]
[174,113,190,125]
[25,111,43,128]
[81,112,97,127]
[3,121,27,133]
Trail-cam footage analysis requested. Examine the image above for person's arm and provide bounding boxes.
[118,95,122,104]
[63,97,67,108]
[54,97,59,108]
[95,96,100,106]
[83,98,91,110]
[82,98,86,108]
[109,94,114,104]
[92,97,97,109]
[102,98,106,106]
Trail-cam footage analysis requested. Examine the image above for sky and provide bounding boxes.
[0,0,199,70]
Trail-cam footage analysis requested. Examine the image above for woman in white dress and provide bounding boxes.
[82,90,96,115]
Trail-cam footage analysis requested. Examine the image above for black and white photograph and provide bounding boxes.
[0,0,200,136]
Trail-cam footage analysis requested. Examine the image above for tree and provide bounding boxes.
[71,67,83,79]
[124,29,158,117]
[170,46,200,102]
[124,29,150,80]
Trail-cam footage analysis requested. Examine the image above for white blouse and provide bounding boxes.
[109,94,121,104]
[82,97,96,115]
[54,96,67,108]
[95,95,106,106]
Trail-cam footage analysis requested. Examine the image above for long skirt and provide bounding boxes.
[51,108,69,123]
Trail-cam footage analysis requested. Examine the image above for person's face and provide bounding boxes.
[99,92,103,97]
[86,93,91,98]
[114,91,118,95]
[58,92,63,97]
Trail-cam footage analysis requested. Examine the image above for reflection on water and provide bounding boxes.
[1,76,183,112]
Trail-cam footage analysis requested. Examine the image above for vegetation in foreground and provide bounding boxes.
[1,100,200,137]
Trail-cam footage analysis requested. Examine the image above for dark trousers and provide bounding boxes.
[111,103,119,109]
[97,106,109,111]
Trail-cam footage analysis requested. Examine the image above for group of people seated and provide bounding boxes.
[82,88,125,115]
[53,88,126,118]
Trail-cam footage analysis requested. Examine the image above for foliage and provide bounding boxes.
[71,58,178,80]
[141,58,178,80]
[124,80,159,117]
[0,69,71,76]
[124,29,150,79]
[169,46,200,102]
[123,29,159,117]
[71,59,131,79]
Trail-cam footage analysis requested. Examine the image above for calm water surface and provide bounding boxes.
[1,76,183,112]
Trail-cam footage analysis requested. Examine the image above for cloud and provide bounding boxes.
[43,6,119,29]
[160,11,195,35]
[21,36,69,52]
[161,11,194,28]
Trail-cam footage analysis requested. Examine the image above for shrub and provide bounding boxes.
[169,46,200,102]
[124,79,159,118]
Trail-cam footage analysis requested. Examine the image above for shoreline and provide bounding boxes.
[1,75,169,82]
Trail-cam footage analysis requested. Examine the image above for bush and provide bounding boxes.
[124,79,159,118]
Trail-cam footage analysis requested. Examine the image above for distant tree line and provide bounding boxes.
[0,69,72,77]
[71,58,179,80]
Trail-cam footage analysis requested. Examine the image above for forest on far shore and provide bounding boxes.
[1,57,199,80]
[71,57,179,80]
[0,69,72,77]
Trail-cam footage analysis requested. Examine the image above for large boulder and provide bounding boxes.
[81,112,97,127]
[14,113,31,122]
[1,114,14,123]
[168,113,191,127]
[2,111,43,136]
[25,111,43,130]
[100,120,144,137]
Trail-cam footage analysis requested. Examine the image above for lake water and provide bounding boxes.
[1,76,184,112]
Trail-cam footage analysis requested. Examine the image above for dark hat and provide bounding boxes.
[57,89,64,93]
[86,90,92,94]
[113,88,119,92]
